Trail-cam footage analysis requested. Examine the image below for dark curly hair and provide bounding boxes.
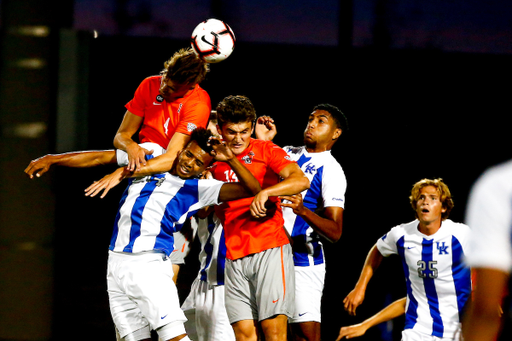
[216,95,256,128]
[189,127,214,155]
[313,103,349,133]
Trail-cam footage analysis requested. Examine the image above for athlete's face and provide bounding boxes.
[218,121,254,155]
[159,76,196,102]
[415,186,446,226]
[175,141,213,178]
[303,110,341,150]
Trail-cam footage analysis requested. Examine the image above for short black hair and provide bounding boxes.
[313,103,349,133]
[189,127,214,155]
[216,95,256,128]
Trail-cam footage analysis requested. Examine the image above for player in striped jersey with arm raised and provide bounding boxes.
[343,179,471,341]
[25,127,261,341]
[256,103,348,341]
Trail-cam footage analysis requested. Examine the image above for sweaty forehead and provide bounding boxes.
[223,121,253,131]
[310,110,333,119]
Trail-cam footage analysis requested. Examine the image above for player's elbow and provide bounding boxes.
[298,176,310,192]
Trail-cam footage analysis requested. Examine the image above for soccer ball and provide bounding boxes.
[191,19,236,63]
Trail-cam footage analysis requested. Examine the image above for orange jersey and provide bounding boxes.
[125,75,211,149]
[211,139,294,260]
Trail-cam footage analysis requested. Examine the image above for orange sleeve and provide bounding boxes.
[174,88,211,135]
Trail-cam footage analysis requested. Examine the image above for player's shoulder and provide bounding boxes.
[442,219,471,235]
[283,145,305,155]
[393,220,418,235]
[251,138,285,152]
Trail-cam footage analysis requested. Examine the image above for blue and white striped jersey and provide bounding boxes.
[111,144,224,256]
[282,146,347,267]
[193,214,227,286]
[377,219,472,339]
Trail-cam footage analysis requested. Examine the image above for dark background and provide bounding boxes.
[1,1,511,340]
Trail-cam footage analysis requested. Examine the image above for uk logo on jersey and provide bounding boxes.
[436,242,449,255]
[156,94,164,103]
[304,163,316,175]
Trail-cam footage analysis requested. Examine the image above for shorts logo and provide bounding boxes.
[272,299,279,303]
[156,95,164,103]
[298,312,307,317]
[187,123,197,132]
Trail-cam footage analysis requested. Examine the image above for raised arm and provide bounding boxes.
[250,163,310,218]
[336,297,406,340]
[254,115,277,141]
[25,150,117,179]
[280,194,343,243]
[113,110,154,172]
[343,244,384,316]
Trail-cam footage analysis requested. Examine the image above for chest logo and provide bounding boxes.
[304,163,316,175]
[242,151,255,164]
[436,242,449,255]
[156,94,164,103]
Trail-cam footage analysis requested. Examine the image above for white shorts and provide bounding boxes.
[107,251,187,340]
[181,277,235,341]
[289,263,325,323]
[401,329,462,341]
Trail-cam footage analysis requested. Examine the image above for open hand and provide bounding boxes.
[85,167,129,198]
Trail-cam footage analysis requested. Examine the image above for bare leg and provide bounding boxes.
[260,315,288,341]
[232,319,259,341]
[290,321,320,341]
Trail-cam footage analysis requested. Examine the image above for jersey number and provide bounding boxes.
[417,260,438,279]
[223,170,238,182]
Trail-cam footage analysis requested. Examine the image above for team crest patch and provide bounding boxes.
[187,123,197,132]
[242,151,255,164]
[156,95,164,103]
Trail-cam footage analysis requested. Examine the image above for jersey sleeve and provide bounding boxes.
[265,142,295,175]
[174,89,211,135]
[465,167,512,273]
[125,77,153,118]
[197,178,225,208]
[322,161,347,209]
[376,225,400,257]
[116,142,166,166]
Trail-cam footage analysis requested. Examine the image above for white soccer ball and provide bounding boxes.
[191,19,236,63]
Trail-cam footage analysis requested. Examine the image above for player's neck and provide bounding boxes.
[305,143,332,153]
[417,219,442,236]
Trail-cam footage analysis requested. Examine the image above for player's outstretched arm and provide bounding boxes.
[250,163,310,218]
[280,194,343,243]
[128,132,191,178]
[113,110,154,172]
[24,150,117,179]
[343,244,384,316]
[336,297,406,340]
[254,115,276,141]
